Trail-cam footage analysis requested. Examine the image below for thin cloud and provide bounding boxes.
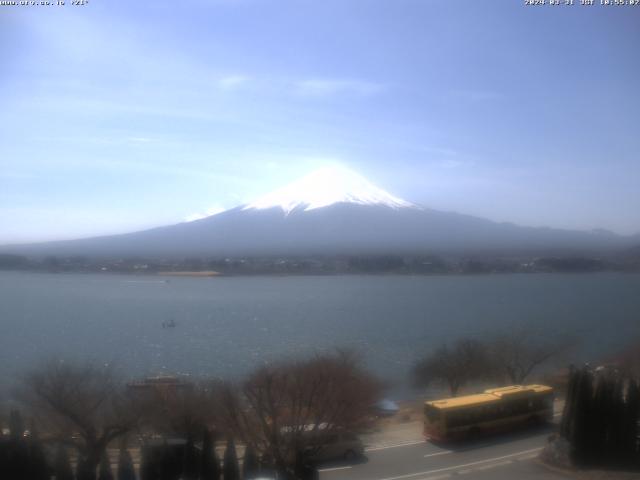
[295,79,384,97]
[437,159,475,169]
[0,172,34,180]
[450,90,504,101]
[414,145,459,157]
[217,75,250,90]
[184,205,226,222]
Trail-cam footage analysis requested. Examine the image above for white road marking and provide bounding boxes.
[423,450,453,458]
[376,447,543,480]
[517,452,540,461]
[366,440,426,452]
[475,460,512,470]
[417,474,452,480]
[318,466,353,473]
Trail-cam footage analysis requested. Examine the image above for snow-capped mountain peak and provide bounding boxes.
[242,165,416,214]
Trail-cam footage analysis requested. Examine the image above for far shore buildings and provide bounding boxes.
[127,375,193,401]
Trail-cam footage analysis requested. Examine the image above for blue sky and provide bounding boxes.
[1,0,639,243]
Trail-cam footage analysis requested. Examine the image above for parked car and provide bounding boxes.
[373,399,400,417]
[303,431,364,462]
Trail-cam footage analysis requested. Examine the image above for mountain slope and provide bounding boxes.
[3,203,634,258]
[1,167,636,258]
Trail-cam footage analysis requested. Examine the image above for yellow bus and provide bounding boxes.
[423,384,554,441]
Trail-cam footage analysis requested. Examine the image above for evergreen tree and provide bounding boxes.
[159,442,179,480]
[53,445,74,480]
[296,460,318,480]
[603,374,617,459]
[117,448,136,480]
[560,365,640,467]
[626,379,640,457]
[99,451,114,480]
[183,435,199,480]
[570,367,593,465]
[5,436,29,480]
[294,452,313,480]
[242,444,260,480]
[258,453,275,478]
[590,375,608,461]
[223,439,240,480]
[559,366,578,438]
[140,446,156,480]
[0,440,7,480]
[77,454,96,480]
[200,429,219,480]
[599,374,618,460]
[27,427,50,480]
[610,377,626,459]
[9,410,24,442]
[6,407,29,480]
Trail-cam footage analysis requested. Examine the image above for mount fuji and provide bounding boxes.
[241,166,415,214]
[2,166,636,258]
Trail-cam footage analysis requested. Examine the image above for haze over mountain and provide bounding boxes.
[2,166,637,259]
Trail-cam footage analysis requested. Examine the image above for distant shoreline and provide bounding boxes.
[1,269,640,278]
[156,271,221,277]
[1,252,639,276]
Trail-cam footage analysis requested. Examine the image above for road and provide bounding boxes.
[318,425,567,480]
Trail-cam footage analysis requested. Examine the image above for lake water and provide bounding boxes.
[1,271,639,398]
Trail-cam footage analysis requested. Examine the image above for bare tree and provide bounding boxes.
[19,360,142,480]
[140,380,220,439]
[413,339,492,396]
[488,327,574,384]
[218,351,382,475]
